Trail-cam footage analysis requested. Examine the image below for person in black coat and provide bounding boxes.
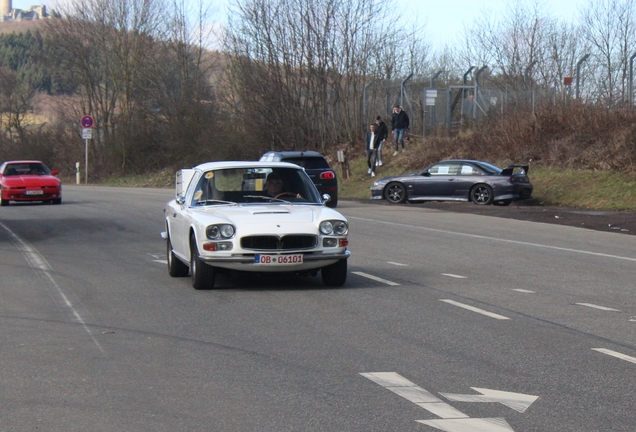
[391,104,409,155]
[374,116,388,166]
[365,123,379,177]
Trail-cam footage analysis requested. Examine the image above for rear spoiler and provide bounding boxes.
[501,165,529,176]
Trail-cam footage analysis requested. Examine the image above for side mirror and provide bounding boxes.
[421,171,431,177]
[322,193,331,204]
[175,194,186,205]
[51,170,59,176]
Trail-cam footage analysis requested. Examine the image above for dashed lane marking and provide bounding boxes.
[442,273,467,279]
[576,303,620,312]
[440,299,510,320]
[388,261,409,266]
[512,289,535,293]
[352,271,401,286]
[592,348,636,364]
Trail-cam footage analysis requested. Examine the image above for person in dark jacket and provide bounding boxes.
[365,123,379,177]
[391,104,409,155]
[374,116,388,166]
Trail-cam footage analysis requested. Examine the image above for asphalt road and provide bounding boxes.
[1,186,635,431]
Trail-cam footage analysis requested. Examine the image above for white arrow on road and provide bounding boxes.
[440,388,539,413]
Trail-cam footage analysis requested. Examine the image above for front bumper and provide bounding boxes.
[200,249,350,265]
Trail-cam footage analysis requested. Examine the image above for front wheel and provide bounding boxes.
[0,196,8,206]
[52,198,62,205]
[321,259,347,287]
[167,235,189,277]
[471,184,493,205]
[190,235,216,290]
[385,182,407,204]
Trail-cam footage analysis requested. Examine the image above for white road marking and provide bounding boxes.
[350,216,636,262]
[387,261,409,266]
[440,299,510,320]
[360,372,468,419]
[592,348,636,364]
[442,273,467,279]
[512,289,535,293]
[352,272,400,286]
[576,303,620,312]
[154,260,168,264]
[440,388,539,413]
[0,222,104,353]
[362,373,522,431]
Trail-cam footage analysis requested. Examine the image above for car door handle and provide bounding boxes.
[172,212,177,217]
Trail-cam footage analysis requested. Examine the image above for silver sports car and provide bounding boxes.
[370,159,533,206]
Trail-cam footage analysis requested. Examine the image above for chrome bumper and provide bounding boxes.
[200,249,350,264]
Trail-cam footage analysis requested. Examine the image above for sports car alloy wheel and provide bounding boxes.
[385,182,407,204]
[167,235,189,277]
[471,184,493,205]
[190,235,216,290]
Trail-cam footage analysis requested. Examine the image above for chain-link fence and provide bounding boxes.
[362,75,581,137]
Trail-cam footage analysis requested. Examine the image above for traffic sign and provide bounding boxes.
[81,115,94,128]
[82,128,93,139]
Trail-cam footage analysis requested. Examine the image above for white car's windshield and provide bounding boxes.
[190,167,322,206]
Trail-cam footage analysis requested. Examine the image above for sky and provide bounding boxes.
[11,0,589,51]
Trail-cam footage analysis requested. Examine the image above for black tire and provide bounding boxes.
[52,198,62,205]
[326,194,338,208]
[167,235,189,277]
[0,197,9,206]
[190,235,216,290]
[385,182,407,204]
[321,259,347,287]
[494,199,512,206]
[471,184,494,205]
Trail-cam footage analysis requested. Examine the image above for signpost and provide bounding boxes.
[80,116,94,184]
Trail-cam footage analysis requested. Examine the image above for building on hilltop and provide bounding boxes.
[0,0,57,21]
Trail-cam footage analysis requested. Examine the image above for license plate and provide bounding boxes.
[25,190,43,195]
[254,254,304,265]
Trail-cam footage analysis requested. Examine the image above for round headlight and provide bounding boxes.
[206,225,220,239]
[220,224,235,238]
[319,221,334,235]
[332,221,348,235]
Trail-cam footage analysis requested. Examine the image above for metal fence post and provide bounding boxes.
[576,54,590,99]
[629,52,636,111]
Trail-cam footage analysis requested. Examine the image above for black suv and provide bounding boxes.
[259,151,338,207]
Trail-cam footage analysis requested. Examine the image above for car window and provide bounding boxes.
[191,167,321,205]
[428,163,459,175]
[281,157,330,169]
[459,164,482,175]
[473,161,501,175]
[3,163,49,175]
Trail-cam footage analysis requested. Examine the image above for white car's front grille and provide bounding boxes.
[241,235,318,251]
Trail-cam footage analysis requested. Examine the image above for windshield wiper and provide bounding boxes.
[243,195,291,203]
[194,199,236,206]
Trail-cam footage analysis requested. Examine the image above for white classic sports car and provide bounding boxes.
[162,161,350,289]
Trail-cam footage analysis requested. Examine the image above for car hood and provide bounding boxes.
[190,204,345,234]
[2,175,60,187]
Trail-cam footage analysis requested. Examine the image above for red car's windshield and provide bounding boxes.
[3,163,50,176]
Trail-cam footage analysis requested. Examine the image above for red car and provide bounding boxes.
[0,160,62,206]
